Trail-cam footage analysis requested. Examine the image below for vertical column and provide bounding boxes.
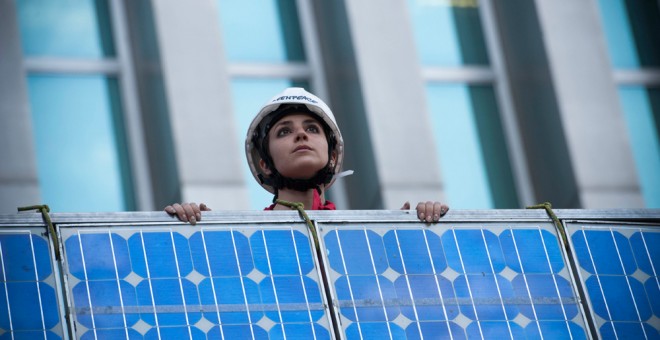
[341,0,445,209]
[150,0,248,209]
[534,0,643,207]
[0,1,41,213]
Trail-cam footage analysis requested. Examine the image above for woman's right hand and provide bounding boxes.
[164,203,211,225]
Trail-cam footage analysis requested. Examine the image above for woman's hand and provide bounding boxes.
[401,201,449,223]
[164,203,211,225]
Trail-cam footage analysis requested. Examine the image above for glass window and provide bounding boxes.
[597,0,660,68]
[230,78,309,209]
[18,0,115,58]
[28,75,134,212]
[407,0,489,66]
[618,87,660,207]
[597,0,660,207]
[217,0,306,63]
[426,83,518,208]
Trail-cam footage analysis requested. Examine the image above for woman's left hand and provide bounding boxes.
[401,201,449,223]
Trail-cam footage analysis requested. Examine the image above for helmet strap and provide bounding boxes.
[260,161,335,194]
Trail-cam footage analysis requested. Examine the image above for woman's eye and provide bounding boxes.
[306,126,320,133]
[276,128,291,137]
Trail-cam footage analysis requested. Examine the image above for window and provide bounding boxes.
[218,0,305,63]
[408,0,519,208]
[18,0,142,212]
[597,0,660,207]
[409,0,489,66]
[618,87,660,207]
[28,75,133,212]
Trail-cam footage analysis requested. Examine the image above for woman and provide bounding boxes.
[165,87,448,223]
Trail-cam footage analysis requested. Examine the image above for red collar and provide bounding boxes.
[264,190,336,210]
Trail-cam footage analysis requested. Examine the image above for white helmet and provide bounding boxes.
[245,87,345,194]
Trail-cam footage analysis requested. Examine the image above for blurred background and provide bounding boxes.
[0,0,658,213]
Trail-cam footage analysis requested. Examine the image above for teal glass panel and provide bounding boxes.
[426,83,518,209]
[618,87,660,208]
[230,78,308,209]
[28,75,134,212]
[18,0,115,58]
[408,0,489,66]
[597,0,660,68]
[218,0,306,63]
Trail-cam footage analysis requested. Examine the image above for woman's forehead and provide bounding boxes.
[271,112,321,126]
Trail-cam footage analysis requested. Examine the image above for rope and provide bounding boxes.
[275,199,320,252]
[526,202,568,251]
[274,198,343,337]
[526,202,600,337]
[18,204,61,260]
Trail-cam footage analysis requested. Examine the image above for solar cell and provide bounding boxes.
[58,223,334,339]
[567,222,660,339]
[0,228,65,339]
[319,222,589,339]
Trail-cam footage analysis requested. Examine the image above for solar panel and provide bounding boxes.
[3,210,659,339]
[0,227,65,339]
[58,223,335,339]
[566,222,660,339]
[318,222,589,339]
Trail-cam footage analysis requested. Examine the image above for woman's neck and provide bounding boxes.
[272,188,324,210]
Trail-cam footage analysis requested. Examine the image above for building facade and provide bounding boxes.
[1,0,659,213]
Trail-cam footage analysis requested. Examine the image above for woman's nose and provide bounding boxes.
[294,128,309,141]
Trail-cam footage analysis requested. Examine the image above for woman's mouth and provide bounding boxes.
[293,145,313,153]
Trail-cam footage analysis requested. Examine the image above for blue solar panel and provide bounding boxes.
[0,228,64,339]
[4,211,657,339]
[319,223,589,339]
[567,222,660,339]
[59,224,334,339]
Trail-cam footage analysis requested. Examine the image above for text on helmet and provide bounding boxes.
[273,95,318,104]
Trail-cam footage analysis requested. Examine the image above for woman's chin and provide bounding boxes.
[279,165,324,179]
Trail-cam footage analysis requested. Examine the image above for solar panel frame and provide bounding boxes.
[0,223,68,339]
[56,220,337,339]
[316,219,592,339]
[565,220,660,339]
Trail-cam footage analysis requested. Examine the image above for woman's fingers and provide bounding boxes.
[416,202,426,221]
[189,203,200,224]
[416,201,449,223]
[433,202,449,221]
[164,202,211,225]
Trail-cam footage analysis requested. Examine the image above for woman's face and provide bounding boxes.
[261,113,331,179]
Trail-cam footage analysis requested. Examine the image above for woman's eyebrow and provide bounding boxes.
[273,118,319,128]
[273,120,293,128]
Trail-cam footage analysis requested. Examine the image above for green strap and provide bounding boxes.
[526,202,600,336]
[275,199,320,251]
[275,199,343,336]
[18,204,61,260]
[526,202,567,245]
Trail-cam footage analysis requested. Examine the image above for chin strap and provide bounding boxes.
[260,162,335,192]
